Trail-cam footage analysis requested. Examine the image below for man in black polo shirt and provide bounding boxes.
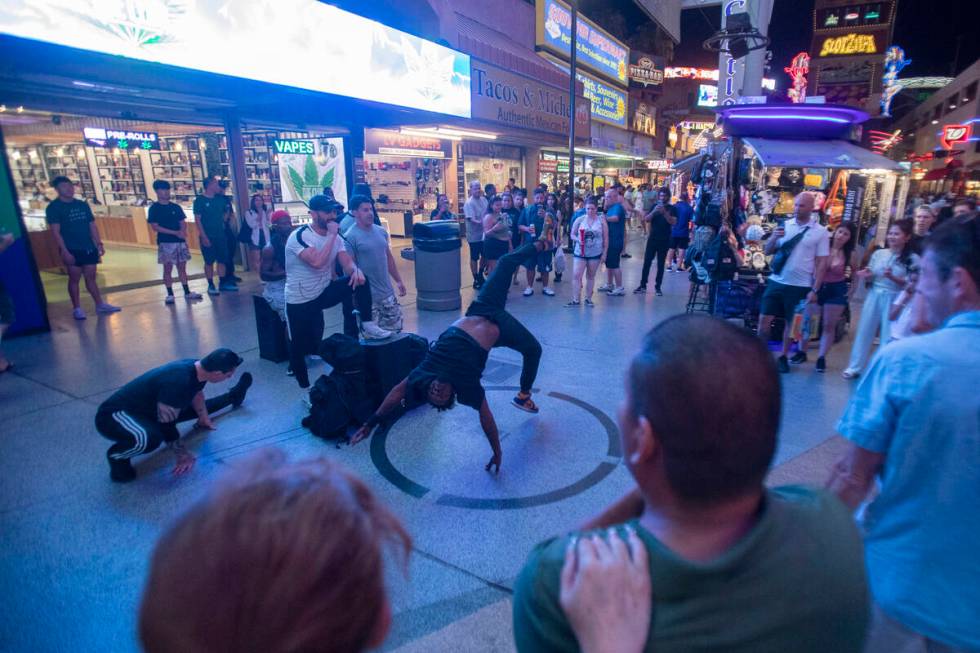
[350,224,557,474]
[95,348,252,482]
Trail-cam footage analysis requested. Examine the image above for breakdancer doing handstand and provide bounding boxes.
[351,216,556,474]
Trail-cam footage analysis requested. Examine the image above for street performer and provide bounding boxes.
[351,214,556,474]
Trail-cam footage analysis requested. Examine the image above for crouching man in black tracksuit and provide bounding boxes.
[350,219,556,475]
[95,348,253,482]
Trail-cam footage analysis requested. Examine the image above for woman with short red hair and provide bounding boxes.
[139,450,410,653]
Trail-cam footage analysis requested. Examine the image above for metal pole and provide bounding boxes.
[567,0,578,200]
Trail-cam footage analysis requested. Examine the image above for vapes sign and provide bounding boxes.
[273,139,315,155]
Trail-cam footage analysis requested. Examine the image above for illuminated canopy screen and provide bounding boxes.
[0,1,472,118]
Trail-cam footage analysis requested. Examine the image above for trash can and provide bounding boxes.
[410,220,461,311]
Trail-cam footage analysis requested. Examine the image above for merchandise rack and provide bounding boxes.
[41,144,95,198]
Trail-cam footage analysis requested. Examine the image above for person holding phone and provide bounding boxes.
[757,192,830,373]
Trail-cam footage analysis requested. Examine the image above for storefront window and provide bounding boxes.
[461,142,523,192]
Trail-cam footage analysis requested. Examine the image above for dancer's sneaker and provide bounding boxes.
[185,291,203,300]
[96,303,121,313]
[608,287,626,296]
[633,285,647,294]
[565,299,580,307]
[542,287,555,297]
[361,321,392,340]
[816,356,827,373]
[597,283,613,293]
[108,457,136,483]
[218,281,238,292]
[512,392,539,414]
[207,285,220,296]
[790,351,808,365]
[777,355,790,374]
[73,307,87,320]
[523,287,534,297]
[230,372,253,407]
[584,298,595,307]
[165,295,176,305]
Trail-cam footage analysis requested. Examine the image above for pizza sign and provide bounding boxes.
[940,124,971,150]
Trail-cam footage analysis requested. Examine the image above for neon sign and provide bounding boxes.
[820,34,877,57]
[940,124,971,150]
[83,127,159,150]
[784,52,810,104]
[869,129,903,153]
[664,67,776,90]
[273,139,315,155]
[680,121,716,131]
[880,45,911,117]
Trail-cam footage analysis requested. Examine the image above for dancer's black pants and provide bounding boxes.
[640,237,670,291]
[466,243,542,394]
[287,277,373,388]
[96,393,236,461]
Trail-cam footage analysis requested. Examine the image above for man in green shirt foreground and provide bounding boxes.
[513,314,869,653]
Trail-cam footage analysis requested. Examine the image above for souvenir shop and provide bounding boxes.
[678,103,907,330]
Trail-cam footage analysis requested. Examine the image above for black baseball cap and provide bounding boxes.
[309,194,344,214]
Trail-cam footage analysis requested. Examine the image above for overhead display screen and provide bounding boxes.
[0,1,472,118]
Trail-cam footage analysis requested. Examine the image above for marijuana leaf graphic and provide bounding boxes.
[287,165,305,199]
[304,155,319,187]
[320,169,335,193]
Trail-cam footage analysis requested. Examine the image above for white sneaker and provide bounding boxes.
[608,287,626,296]
[165,295,176,305]
[597,283,613,293]
[96,303,122,313]
[72,307,87,320]
[360,321,392,340]
[185,291,203,300]
[523,287,534,296]
[542,287,555,297]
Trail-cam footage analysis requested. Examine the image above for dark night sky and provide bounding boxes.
[657,0,980,88]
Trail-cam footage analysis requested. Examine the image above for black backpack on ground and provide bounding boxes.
[301,333,430,442]
[301,334,374,442]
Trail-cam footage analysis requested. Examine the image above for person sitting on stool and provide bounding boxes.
[95,348,253,483]
[285,195,392,389]
[351,219,556,474]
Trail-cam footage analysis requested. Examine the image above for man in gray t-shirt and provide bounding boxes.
[463,180,489,288]
[344,195,407,332]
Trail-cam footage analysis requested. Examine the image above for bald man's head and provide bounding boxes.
[794,192,815,218]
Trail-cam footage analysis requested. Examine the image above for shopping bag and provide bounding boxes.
[789,300,808,341]
[554,246,566,274]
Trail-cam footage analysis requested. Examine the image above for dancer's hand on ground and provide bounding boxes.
[350,424,373,445]
[560,527,651,653]
[195,416,216,430]
[172,450,196,476]
[486,451,502,474]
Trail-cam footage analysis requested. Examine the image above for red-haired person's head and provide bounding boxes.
[139,450,411,653]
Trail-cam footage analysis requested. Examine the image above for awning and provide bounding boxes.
[743,138,905,172]
[671,152,704,174]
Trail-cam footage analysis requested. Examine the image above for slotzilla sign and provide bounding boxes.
[470,61,590,136]
[819,34,879,57]
[536,0,629,86]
